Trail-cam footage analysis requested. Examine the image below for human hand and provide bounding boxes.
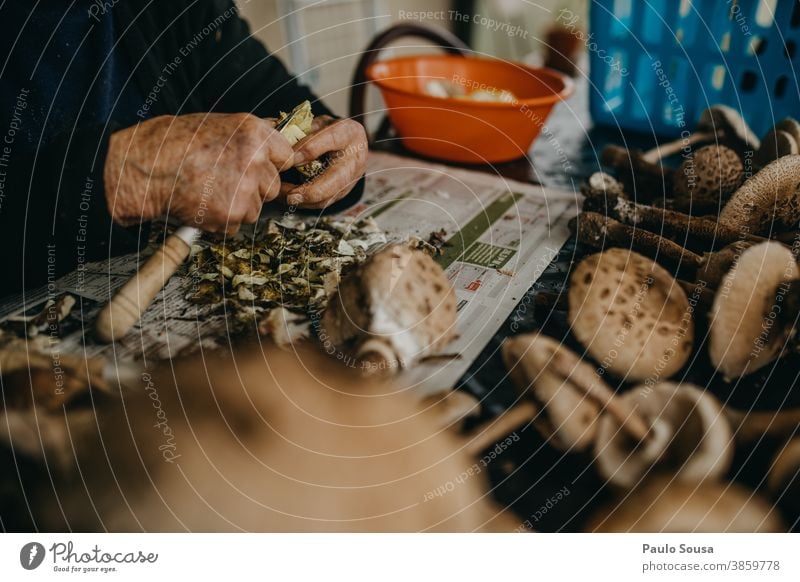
[104,113,295,235]
[281,116,368,209]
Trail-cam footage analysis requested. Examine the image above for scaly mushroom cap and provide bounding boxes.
[587,477,784,532]
[594,382,733,490]
[697,104,761,153]
[719,154,800,235]
[755,128,798,168]
[709,241,799,380]
[568,249,694,382]
[502,333,603,451]
[320,244,457,370]
[672,145,744,209]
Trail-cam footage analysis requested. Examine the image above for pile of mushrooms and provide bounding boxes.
[576,105,800,279]
[494,243,800,530]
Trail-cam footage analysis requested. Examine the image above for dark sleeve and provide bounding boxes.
[0,124,148,296]
[195,0,335,119]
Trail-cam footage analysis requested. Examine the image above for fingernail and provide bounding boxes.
[287,193,304,206]
[293,151,307,165]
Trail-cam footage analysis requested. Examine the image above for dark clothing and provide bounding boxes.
[0,1,146,154]
[0,0,331,294]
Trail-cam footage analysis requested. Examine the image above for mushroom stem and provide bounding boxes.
[641,130,717,163]
[570,212,704,272]
[601,145,673,203]
[567,377,651,443]
[726,407,800,443]
[583,196,762,252]
[461,401,537,457]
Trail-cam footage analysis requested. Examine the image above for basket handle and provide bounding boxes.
[348,23,470,139]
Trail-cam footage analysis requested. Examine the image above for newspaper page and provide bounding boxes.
[0,151,579,393]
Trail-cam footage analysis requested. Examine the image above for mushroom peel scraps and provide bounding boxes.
[502,332,648,452]
[320,244,457,371]
[594,382,733,490]
[709,241,800,380]
[568,248,694,382]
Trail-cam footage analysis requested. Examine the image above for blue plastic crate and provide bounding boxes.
[588,0,800,137]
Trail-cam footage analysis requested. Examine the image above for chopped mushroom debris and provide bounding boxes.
[186,216,387,335]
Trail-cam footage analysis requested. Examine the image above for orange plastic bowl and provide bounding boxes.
[366,55,573,164]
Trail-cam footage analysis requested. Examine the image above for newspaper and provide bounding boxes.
[0,151,579,393]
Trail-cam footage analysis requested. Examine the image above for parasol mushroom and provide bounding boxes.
[568,249,694,382]
[671,144,745,213]
[320,243,457,372]
[501,332,649,452]
[754,128,798,168]
[594,382,733,490]
[708,241,800,380]
[570,212,704,273]
[753,117,800,168]
[586,477,783,532]
[719,155,800,236]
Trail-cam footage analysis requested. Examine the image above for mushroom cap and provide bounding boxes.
[568,249,694,382]
[320,244,457,368]
[586,477,784,532]
[709,241,799,379]
[755,128,798,168]
[502,333,603,451]
[697,104,761,152]
[594,382,733,489]
[719,154,800,235]
[672,144,744,208]
[776,117,800,146]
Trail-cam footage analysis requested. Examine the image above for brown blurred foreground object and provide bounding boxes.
[27,346,517,532]
[586,479,784,533]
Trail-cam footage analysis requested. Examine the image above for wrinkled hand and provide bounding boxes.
[281,116,368,209]
[104,113,295,235]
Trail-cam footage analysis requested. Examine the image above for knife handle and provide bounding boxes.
[95,227,198,343]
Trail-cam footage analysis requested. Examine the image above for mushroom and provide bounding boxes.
[753,117,800,168]
[568,249,694,382]
[580,195,754,253]
[501,332,648,451]
[641,105,760,163]
[719,155,800,236]
[586,477,783,532]
[709,241,800,380]
[671,144,745,213]
[594,383,733,489]
[420,389,481,431]
[768,438,800,517]
[320,243,457,371]
[570,212,704,273]
[580,171,627,201]
[755,128,798,168]
[600,145,672,204]
[726,407,800,444]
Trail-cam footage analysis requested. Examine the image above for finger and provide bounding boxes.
[288,153,360,207]
[243,193,263,223]
[257,165,282,202]
[293,119,364,164]
[251,118,294,171]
